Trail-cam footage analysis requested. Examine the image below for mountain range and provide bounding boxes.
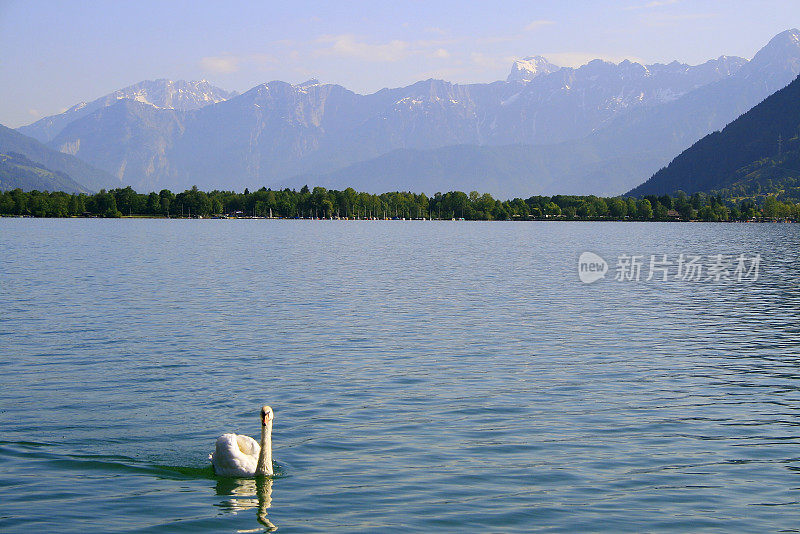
[5,29,800,197]
[19,79,236,144]
[629,70,800,201]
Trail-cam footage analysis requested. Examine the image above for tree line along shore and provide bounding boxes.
[1,185,798,222]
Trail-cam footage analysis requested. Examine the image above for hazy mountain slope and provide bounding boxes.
[282,31,800,198]
[607,29,800,150]
[628,73,800,197]
[0,124,116,191]
[26,50,749,192]
[292,65,784,198]
[482,55,747,147]
[19,79,233,143]
[282,142,664,197]
[167,81,374,191]
[15,29,799,196]
[48,100,186,191]
[0,152,89,193]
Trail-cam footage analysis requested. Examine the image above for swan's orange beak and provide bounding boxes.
[261,405,273,425]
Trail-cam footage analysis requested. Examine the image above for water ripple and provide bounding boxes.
[0,219,799,532]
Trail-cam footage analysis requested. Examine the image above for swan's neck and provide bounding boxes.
[255,421,273,476]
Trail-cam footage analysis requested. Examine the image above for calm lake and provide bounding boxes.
[1,219,799,532]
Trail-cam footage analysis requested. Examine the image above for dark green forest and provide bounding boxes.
[1,185,798,221]
[630,73,800,201]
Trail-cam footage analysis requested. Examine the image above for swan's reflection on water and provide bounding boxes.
[215,476,276,532]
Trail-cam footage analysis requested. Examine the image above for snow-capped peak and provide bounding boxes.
[297,78,322,88]
[107,79,235,111]
[507,56,561,83]
[66,101,88,113]
[743,28,800,78]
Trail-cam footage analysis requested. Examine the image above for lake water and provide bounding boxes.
[1,219,799,532]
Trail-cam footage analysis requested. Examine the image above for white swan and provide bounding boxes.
[210,405,274,477]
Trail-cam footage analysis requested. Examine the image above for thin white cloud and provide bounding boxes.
[415,38,459,49]
[642,12,717,26]
[249,54,279,70]
[471,52,516,70]
[314,34,455,63]
[525,19,555,31]
[315,34,410,62]
[200,55,241,74]
[425,27,449,36]
[200,53,278,74]
[624,0,680,9]
[475,35,517,45]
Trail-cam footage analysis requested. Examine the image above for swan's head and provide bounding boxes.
[261,405,274,426]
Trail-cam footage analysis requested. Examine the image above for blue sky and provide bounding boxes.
[1,0,799,127]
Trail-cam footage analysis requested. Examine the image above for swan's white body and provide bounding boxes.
[210,406,273,477]
[210,433,261,477]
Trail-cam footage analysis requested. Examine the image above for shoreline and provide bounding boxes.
[1,214,796,223]
[3,186,798,222]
